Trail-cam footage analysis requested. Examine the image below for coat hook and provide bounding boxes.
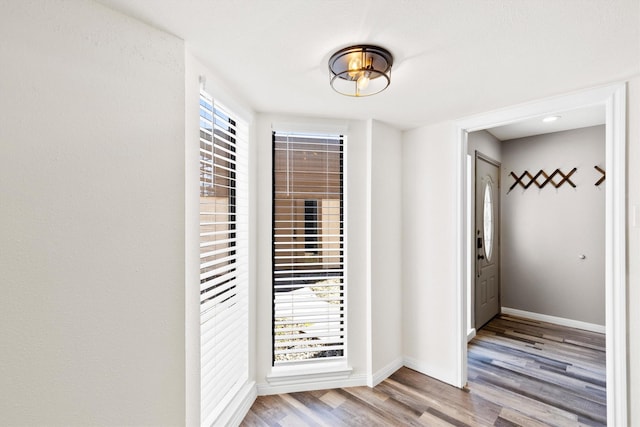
[507,167,577,193]
[594,165,605,186]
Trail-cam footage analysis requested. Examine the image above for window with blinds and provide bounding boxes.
[272,131,345,365]
[199,91,248,426]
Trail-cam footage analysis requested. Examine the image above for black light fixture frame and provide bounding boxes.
[328,45,393,97]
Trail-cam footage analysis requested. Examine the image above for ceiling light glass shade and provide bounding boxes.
[328,45,393,97]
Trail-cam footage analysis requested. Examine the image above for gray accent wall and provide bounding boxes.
[501,125,605,326]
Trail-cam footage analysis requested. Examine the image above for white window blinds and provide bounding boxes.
[272,131,345,365]
[199,91,249,426]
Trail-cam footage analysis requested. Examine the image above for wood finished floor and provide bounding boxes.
[241,315,606,426]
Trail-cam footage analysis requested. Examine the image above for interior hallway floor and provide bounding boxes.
[241,314,606,426]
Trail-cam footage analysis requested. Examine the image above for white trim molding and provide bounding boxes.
[370,357,404,388]
[467,328,476,342]
[214,381,257,427]
[260,361,358,395]
[257,373,366,396]
[501,307,606,334]
[403,357,459,387]
[259,357,403,395]
[605,83,627,427]
[455,83,628,427]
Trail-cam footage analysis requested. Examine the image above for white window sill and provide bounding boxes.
[266,360,353,386]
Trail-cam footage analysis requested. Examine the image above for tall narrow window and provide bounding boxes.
[272,131,345,365]
[199,91,249,425]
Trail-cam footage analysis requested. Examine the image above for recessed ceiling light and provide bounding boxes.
[542,115,561,123]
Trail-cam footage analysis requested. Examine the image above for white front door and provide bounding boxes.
[475,152,500,329]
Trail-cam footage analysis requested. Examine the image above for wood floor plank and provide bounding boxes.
[277,393,332,427]
[240,409,270,427]
[373,380,482,426]
[241,315,606,427]
[328,389,398,426]
[468,378,583,427]
[468,315,607,427]
[318,390,346,409]
[418,410,459,426]
[285,392,345,426]
[469,342,605,403]
[378,377,499,426]
[247,395,291,425]
[340,386,425,427]
[497,407,552,427]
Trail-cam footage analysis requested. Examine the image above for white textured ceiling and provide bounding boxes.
[96,0,640,131]
[487,104,606,141]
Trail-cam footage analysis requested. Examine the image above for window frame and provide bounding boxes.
[270,130,348,370]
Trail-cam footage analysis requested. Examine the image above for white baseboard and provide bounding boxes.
[369,356,404,387]
[403,356,458,388]
[467,328,476,342]
[216,380,257,427]
[501,307,605,334]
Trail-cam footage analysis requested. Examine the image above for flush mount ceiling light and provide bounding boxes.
[328,45,393,97]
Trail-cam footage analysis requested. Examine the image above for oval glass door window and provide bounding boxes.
[483,181,494,261]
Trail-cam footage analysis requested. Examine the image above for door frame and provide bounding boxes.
[454,83,627,426]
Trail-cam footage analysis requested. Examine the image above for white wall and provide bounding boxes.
[501,126,605,326]
[401,122,460,385]
[0,1,186,425]
[369,120,403,384]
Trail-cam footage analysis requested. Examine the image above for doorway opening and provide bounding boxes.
[466,118,608,424]
[455,84,627,426]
